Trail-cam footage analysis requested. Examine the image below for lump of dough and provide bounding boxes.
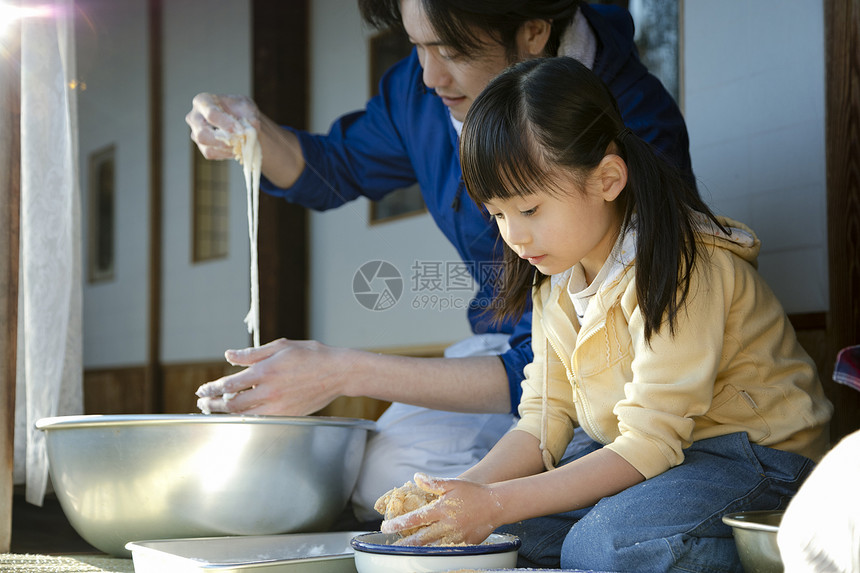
[374,480,439,538]
[375,479,471,546]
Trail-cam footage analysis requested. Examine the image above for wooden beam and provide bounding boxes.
[825,0,860,442]
[0,18,22,553]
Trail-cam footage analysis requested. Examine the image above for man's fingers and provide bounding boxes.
[225,338,290,366]
[192,93,242,133]
[195,365,260,398]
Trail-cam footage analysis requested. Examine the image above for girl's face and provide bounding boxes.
[484,169,624,282]
[400,0,549,122]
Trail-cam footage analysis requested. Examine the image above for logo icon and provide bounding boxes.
[353,261,403,311]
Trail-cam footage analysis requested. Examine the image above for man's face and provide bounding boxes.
[400,0,519,122]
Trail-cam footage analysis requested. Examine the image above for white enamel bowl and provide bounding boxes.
[351,531,520,573]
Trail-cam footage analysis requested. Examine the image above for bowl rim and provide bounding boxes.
[350,532,521,556]
[35,413,376,431]
[721,509,783,533]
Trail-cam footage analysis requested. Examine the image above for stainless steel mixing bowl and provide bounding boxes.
[35,414,375,557]
[722,510,784,573]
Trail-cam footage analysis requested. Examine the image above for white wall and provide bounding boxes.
[80,0,254,368]
[684,0,827,313]
[307,0,472,350]
[160,0,254,362]
[79,0,150,367]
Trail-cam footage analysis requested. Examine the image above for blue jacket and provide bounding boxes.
[261,4,693,413]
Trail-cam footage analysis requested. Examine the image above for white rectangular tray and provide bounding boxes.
[126,531,365,573]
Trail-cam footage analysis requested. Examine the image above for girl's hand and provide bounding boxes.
[380,472,503,546]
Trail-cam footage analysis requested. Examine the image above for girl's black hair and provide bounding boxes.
[460,56,723,343]
[358,0,580,61]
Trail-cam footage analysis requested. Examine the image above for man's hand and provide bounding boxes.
[186,93,260,160]
[195,338,355,416]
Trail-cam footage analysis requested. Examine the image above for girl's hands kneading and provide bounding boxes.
[380,472,503,547]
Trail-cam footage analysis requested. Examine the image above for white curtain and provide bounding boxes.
[13,0,84,506]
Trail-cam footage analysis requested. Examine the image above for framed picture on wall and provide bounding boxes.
[191,143,230,262]
[368,29,427,225]
[87,144,116,283]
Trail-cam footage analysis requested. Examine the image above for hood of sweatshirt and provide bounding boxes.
[696,215,761,268]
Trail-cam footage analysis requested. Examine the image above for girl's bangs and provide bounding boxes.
[462,98,556,205]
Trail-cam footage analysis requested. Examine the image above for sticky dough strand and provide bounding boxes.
[215,120,262,347]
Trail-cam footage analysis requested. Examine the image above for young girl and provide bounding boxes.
[377,56,833,572]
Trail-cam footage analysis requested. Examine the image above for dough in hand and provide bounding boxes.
[374,480,439,538]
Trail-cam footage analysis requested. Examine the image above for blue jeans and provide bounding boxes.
[497,432,815,572]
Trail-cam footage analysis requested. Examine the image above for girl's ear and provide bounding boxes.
[595,154,628,203]
[518,19,552,57]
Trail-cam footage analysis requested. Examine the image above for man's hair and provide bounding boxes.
[358,0,580,60]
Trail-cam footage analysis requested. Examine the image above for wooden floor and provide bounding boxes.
[9,488,97,555]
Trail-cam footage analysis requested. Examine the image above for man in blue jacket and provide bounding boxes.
[188,0,694,523]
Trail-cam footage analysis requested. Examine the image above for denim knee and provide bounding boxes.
[498,507,591,569]
[557,433,812,572]
[561,512,743,573]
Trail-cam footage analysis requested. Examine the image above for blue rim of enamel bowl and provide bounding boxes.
[350,532,521,556]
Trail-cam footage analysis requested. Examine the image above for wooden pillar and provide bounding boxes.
[253,0,310,343]
[146,0,163,413]
[0,18,22,553]
[825,0,860,443]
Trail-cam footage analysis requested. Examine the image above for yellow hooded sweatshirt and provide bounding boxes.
[516,216,833,479]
